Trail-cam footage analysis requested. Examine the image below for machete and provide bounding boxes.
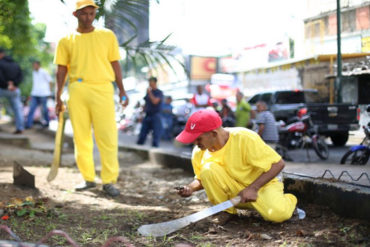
[47,111,67,182]
[138,196,241,237]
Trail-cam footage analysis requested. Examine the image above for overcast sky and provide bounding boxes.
[29,0,306,56]
[150,0,306,55]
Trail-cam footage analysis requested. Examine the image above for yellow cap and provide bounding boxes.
[75,0,99,11]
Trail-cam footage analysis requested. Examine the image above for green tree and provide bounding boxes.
[0,0,53,97]
[0,0,33,58]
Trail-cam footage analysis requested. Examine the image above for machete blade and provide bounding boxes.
[47,111,67,182]
[138,196,240,237]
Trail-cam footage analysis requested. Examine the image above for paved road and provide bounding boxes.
[118,129,365,164]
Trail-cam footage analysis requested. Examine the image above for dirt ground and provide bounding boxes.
[0,130,370,247]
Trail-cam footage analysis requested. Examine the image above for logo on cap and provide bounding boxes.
[175,109,222,144]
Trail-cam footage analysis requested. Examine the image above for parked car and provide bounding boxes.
[247,89,360,146]
[172,96,194,137]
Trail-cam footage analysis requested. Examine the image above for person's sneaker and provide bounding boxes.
[13,129,23,134]
[291,207,306,221]
[75,181,96,191]
[296,207,306,220]
[103,184,120,197]
[211,211,235,225]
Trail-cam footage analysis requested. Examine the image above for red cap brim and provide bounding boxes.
[175,130,202,144]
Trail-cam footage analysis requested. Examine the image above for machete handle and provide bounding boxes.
[230,196,241,206]
[174,186,184,191]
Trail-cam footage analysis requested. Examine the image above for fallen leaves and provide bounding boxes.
[1,215,9,220]
[0,196,49,219]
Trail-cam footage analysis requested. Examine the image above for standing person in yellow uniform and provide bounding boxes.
[54,0,129,197]
[175,109,299,224]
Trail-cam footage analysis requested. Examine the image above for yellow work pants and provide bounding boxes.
[67,82,119,184]
[199,163,297,222]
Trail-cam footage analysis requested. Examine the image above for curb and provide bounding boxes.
[284,174,370,221]
[37,128,74,149]
[0,133,30,148]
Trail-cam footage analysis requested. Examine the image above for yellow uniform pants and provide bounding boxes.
[199,163,297,222]
[67,82,119,184]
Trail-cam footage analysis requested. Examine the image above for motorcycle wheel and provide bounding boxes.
[275,144,292,161]
[312,137,329,160]
[340,149,370,165]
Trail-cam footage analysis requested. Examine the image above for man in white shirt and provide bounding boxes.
[25,61,52,129]
[191,85,211,114]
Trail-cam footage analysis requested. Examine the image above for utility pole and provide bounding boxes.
[336,0,342,102]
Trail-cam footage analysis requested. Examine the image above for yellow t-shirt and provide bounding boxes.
[54,28,120,84]
[192,127,282,186]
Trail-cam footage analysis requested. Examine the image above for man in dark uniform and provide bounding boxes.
[137,77,163,147]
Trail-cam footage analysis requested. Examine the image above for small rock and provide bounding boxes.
[314,230,326,237]
[174,243,194,247]
[54,203,64,208]
[208,226,218,234]
[260,233,272,240]
[296,229,308,236]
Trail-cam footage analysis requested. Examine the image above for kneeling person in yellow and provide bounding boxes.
[175,109,297,223]
[54,0,129,197]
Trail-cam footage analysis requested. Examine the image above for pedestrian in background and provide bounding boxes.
[256,101,279,148]
[26,61,52,129]
[54,0,128,197]
[137,76,163,147]
[235,91,252,128]
[0,47,24,134]
[220,98,235,127]
[191,85,211,114]
[161,95,174,140]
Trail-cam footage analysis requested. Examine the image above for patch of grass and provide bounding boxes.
[197,243,214,247]
[45,222,58,233]
[100,214,111,221]
[339,225,351,234]
[51,235,68,246]
[190,233,205,241]
[80,231,94,244]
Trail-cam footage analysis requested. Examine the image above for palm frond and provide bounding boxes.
[59,0,186,78]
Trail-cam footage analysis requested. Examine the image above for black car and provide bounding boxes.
[247,89,359,146]
[247,89,322,122]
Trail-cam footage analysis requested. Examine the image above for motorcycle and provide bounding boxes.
[340,105,370,165]
[276,108,329,160]
[340,123,370,165]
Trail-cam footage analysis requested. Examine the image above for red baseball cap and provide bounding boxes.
[176,109,222,144]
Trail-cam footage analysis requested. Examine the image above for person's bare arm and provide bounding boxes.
[258,123,265,136]
[176,179,203,197]
[55,65,68,115]
[7,81,16,91]
[238,159,285,203]
[111,60,129,107]
[147,88,161,105]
